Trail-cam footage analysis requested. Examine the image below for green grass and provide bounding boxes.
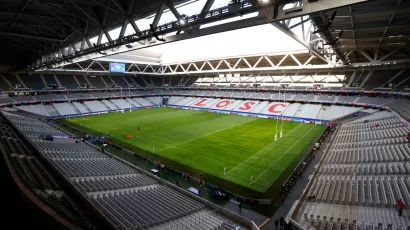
[60,107,325,195]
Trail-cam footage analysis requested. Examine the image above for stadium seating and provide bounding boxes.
[18,73,45,90]
[2,111,244,230]
[101,76,116,87]
[75,75,89,87]
[356,96,393,105]
[290,111,410,230]
[43,104,60,116]
[337,95,358,102]
[133,98,156,107]
[93,92,115,98]
[316,94,335,102]
[42,74,59,87]
[84,101,110,112]
[111,99,133,109]
[2,73,23,88]
[18,104,50,116]
[35,93,67,101]
[56,75,79,89]
[111,76,130,88]
[0,115,94,229]
[282,103,301,117]
[0,74,12,90]
[52,103,78,116]
[320,106,362,121]
[71,102,87,113]
[13,95,36,101]
[102,100,119,110]
[87,76,106,88]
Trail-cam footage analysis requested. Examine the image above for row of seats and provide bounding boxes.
[73,175,157,192]
[42,149,105,159]
[326,144,410,164]
[337,121,404,135]
[318,162,410,175]
[34,141,97,153]
[54,158,136,177]
[298,203,410,230]
[308,175,410,207]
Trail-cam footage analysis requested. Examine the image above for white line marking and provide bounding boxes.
[225,123,302,175]
[250,125,316,185]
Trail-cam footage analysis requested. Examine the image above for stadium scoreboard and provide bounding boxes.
[109,63,125,72]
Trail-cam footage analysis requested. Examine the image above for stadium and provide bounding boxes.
[0,0,409,229]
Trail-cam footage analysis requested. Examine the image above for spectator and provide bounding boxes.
[281,194,285,205]
[397,199,405,216]
[255,200,260,208]
[238,202,242,213]
[279,217,284,227]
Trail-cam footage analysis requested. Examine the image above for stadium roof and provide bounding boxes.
[328,0,410,65]
[0,0,187,69]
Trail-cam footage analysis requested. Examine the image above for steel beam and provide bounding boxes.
[335,0,410,17]
[90,0,123,15]
[44,56,410,76]
[111,0,126,14]
[152,3,166,29]
[36,3,81,34]
[331,19,410,31]
[0,31,65,42]
[119,0,137,38]
[39,2,99,27]
[35,0,370,69]
[67,0,100,26]
[165,0,182,21]
[272,22,329,64]
[199,0,215,19]
[10,0,32,30]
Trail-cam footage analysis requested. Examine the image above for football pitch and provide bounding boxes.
[61,107,325,194]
